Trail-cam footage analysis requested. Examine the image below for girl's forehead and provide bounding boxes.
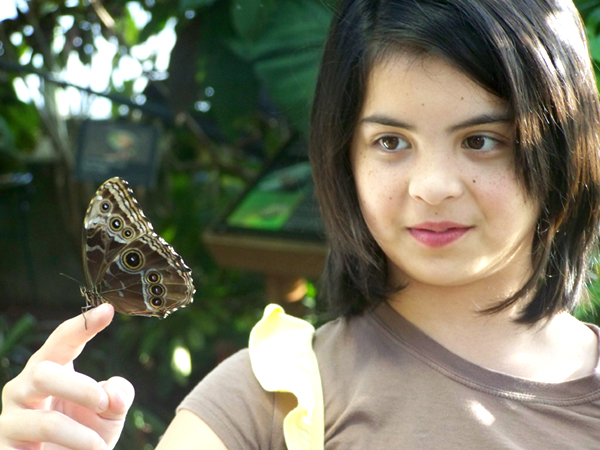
[368,53,483,94]
[361,53,510,120]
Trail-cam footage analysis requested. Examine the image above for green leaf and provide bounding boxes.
[589,35,600,63]
[230,0,279,40]
[0,115,16,153]
[228,0,332,136]
[0,315,36,360]
[180,0,216,11]
[138,3,173,43]
[202,41,261,139]
[139,326,165,357]
[114,8,140,47]
[254,49,321,136]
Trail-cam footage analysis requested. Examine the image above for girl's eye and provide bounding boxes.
[375,135,409,152]
[463,135,499,151]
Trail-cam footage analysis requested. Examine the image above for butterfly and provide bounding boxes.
[80,177,194,319]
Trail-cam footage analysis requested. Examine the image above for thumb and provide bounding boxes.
[98,376,135,421]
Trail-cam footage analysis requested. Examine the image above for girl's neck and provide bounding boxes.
[387,281,598,382]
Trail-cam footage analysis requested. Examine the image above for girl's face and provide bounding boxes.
[351,54,539,290]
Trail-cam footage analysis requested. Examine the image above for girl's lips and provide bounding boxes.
[407,224,472,248]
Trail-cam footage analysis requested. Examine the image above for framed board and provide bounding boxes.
[214,137,325,242]
[74,120,160,187]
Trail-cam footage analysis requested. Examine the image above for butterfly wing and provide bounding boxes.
[82,177,195,317]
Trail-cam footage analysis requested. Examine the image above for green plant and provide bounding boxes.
[0,314,36,389]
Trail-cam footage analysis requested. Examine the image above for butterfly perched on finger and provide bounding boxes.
[80,177,194,321]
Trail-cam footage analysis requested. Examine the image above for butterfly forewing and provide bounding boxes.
[82,177,195,317]
[82,178,151,286]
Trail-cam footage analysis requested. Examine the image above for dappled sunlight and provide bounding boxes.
[468,234,535,301]
[545,7,588,61]
[7,1,176,119]
[172,344,192,378]
[467,399,496,427]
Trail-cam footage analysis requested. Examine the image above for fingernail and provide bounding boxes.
[116,387,134,408]
[92,303,110,317]
[98,389,109,412]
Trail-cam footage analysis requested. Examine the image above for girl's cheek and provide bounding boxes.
[474,170,529,212]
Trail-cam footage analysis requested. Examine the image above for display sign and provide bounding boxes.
[216,138,325,242]
[74,120,160,187]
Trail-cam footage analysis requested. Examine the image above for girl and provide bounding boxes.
[2,0,600,448]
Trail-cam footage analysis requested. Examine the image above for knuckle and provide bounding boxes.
[38,410,60,439]
[93,436,108,450]
[30,361,52,391]
[54,319,71,335]
[53,320,80,347]
[2,375,31,406]
[84,386,103,407]
[1,377,15,401]
[0,414,11,436]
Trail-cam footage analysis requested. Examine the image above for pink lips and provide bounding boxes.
[407,221,472,248]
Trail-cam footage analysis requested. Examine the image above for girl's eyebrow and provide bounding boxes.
[448,113,512,132]
[358,115,415,130]
[358,113,512,132]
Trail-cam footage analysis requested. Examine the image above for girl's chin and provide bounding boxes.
[388,267,481,289]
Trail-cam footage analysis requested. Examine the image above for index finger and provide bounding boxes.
[29,303,115,367]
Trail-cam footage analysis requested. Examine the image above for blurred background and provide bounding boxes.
[1,0,600,448]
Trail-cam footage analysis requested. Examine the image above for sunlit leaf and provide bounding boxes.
[138,3,173,43]
[114,7,140,47]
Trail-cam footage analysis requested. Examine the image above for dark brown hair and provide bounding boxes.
[309,0,600,322]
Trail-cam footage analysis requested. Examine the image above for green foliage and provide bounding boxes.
[227,0,332,136]
[180,0,217,11]
[0,115,20,174]
[0,74,38,173]
[576,254,600,326]
[163,0,332,139]
[573,0,600,326]
[575,0,600,85]
[0,116,16,153]
[0,314,36,388]
[195,3,263,139]
[114,6,142,47]
[231,0,279,40]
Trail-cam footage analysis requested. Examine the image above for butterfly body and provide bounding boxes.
[82,177,194,318]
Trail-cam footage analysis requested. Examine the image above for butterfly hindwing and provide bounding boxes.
[99,234,194,317]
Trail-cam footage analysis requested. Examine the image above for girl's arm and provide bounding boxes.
[156,409,228,450]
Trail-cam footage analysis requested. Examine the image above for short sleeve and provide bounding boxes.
[177,349,288,450]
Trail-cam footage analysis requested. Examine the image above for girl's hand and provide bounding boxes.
[0,303,134,450]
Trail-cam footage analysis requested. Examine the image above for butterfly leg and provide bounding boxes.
[81,305,92,330]
[80,287,98,330]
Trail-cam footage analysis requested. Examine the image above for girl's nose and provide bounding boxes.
[407,153,464,205]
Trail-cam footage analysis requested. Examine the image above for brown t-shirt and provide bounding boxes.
[178,302,600,449]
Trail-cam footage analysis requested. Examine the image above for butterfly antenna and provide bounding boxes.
[59,273,90,329]
[59,272,84,288]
